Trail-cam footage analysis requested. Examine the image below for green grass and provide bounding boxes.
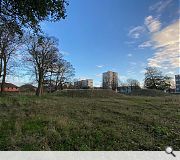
[0,90,179,151]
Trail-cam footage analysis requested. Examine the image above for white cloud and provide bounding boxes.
[140,81,144,88]
[78,77,89,80]
[119,75,128,81]
[94,82,101,87]
[138,41,152,48]
[149,0,172,14]
[128,16,161,40]
[127,70,135,75]
[128,26,145,38]
[145,16,161,33]
[127,0,178,76]
[127,54,132,57]
[148,19,180,69]
[6,75,31,87]
[95,74,102,77]
[96,65,104,68]
[166,71,175,75]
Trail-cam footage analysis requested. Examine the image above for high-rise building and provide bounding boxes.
[102,71,118,90]
[82,79,93,88]
[175,74,180,93]
[74,79,93,89]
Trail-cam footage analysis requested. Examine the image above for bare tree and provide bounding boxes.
[54,59,75,90]
[44,58,75,91]
[127,79,140,91]
[26,35,59,96]
[0,21,22,92]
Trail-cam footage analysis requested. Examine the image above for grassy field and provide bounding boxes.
[0,90,179,151]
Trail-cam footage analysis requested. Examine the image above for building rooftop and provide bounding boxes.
[0,83,18,88]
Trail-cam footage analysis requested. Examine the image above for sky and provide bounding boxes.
[10,0,180,86]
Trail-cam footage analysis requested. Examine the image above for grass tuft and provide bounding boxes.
[0,90,179,150]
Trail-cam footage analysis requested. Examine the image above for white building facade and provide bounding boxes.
[175,74,180,93]
[82,79,93,89]
[74,79,93,89]
[102,71,118,90]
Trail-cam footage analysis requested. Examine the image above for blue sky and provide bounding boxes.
[10,0,180,86]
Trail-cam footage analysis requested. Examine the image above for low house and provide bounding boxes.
[164,88,176,93]
[118,86,141,94]
[0,83,19,92]
[118,86,132,93]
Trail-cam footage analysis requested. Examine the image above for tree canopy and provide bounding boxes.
[24,34,75,96]
[144,67,172,91]
[0,0,68,31]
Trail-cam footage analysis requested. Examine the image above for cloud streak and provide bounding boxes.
[96,65,104,68]
[126,0,179,77]
[138,41,152,48]
[128,26,145,38]
[144,16,161,33]
[95,74,102,77]
[148,19,180,69]
[149,0,173,14]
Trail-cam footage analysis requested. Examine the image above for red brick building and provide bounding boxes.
[0,83,19,92]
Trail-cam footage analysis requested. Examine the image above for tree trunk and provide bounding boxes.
[55,75,59,91]
[0,57,3,79]
[60,82,63,90]
[1,57,6,93]
[36,71,43,96]
[49,71,52,93]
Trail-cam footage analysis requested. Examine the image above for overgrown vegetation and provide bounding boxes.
[129,89,170,97]
[0,90,179,151]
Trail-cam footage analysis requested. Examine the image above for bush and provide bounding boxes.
[54,89,121,98]
[129,89,170,97]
